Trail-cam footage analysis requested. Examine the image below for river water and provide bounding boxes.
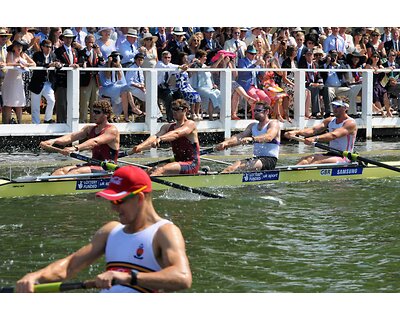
[0,140,399,293]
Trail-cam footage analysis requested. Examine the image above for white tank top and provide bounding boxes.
[100,219,172,293]
[251,121,280,158]
[328,117,357,152]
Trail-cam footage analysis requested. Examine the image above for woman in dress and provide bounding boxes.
[365,52,393,117]
[175,52,202,120]
[191,49,221,120]
[2,40,36,124]
[96,27,116,59]
[260,52,290,122]
[139,32,158,68]
[366,31,386,59]
[187,34,202,62]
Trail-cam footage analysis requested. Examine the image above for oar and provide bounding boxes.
[200,156,232,166]
[41,144,224,199]
[0,280,97,293]
[145,147,216,167]
[290,136,400,173]
[116,158,224,199]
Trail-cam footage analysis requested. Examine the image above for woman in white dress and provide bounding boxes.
[2,40,35,124]
[139,32,158,68]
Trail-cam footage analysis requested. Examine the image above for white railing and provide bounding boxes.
[1,66,400,139]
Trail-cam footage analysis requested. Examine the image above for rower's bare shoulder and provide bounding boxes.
[93,221,120,240]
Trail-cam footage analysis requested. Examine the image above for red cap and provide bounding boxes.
[96,166,152,200]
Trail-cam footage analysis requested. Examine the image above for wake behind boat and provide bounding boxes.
[1,161,400,198]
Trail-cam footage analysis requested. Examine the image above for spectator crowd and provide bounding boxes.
[0,26,399,125]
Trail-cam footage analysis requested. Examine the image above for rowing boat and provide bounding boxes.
[1,161,400,198]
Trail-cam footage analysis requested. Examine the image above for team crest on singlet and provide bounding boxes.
[134,243,144,259]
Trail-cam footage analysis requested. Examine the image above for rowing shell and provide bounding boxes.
[1,161,400,198]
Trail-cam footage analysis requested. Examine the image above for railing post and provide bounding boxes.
[362,70,373,139]
[294,70,306,129]
[67,68,80,133]
[220,69,232,139]
[145,69,159,136]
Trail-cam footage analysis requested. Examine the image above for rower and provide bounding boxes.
[284,96,358,165]
[215,101,281,173]
[130,99,201,176]
[39,100,120,175]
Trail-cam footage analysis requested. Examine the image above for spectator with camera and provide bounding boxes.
[78,34,105,123]
[320,49,350,118]
[98,51,132,122]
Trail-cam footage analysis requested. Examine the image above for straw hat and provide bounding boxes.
[0,28,12,37]
[140,32,157,45]
[60,29,76,40]
[172,27,186,36]
[126,28,138,38]
[7,39,29,52]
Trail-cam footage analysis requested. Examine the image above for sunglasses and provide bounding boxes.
[43,45,52,48]
[172,107,185,112]
[163,56,172,59]
[254,108,265,113]
[93,109,103,115]
[110,185,148,205]
[0,35,9,38]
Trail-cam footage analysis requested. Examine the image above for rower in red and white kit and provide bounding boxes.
[130,99,200,176]
[284,96,358,164]
[40,99,120,175]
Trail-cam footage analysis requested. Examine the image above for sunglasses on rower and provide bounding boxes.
[172,107,185,112]
[110,186,148,205]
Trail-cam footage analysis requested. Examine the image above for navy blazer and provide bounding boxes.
[28,51,57,95]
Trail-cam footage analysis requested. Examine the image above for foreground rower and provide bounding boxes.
[16,166,192,293]
[40,100,119,175]
[284,97,358,165]
[130,99,200,176]
[215,101,281,173]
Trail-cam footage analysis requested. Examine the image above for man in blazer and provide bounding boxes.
[223,27,246,66]
[28,39,60,124]
[200,27,222,64]
[54,29,80,123]
[299,48,326,118]
[78,34,105,123]
[384,28,400,64]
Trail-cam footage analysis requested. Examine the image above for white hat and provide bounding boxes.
[61,29,75,38]
[98,27,115,34]
[172,27,186,36]
[126,28,138,38]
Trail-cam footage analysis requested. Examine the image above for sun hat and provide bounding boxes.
[140,32,157,45]
[246,45,257,54]
[0,28,12,37]
[210,50,236,63]
[204,27,215,33]
[346,50,367,65]
[98,27,115,34]
[96,166,152,200]
[7,39,29,52]
[172,27,186,36]
[60,28,76,40]
[126,28,138,38]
